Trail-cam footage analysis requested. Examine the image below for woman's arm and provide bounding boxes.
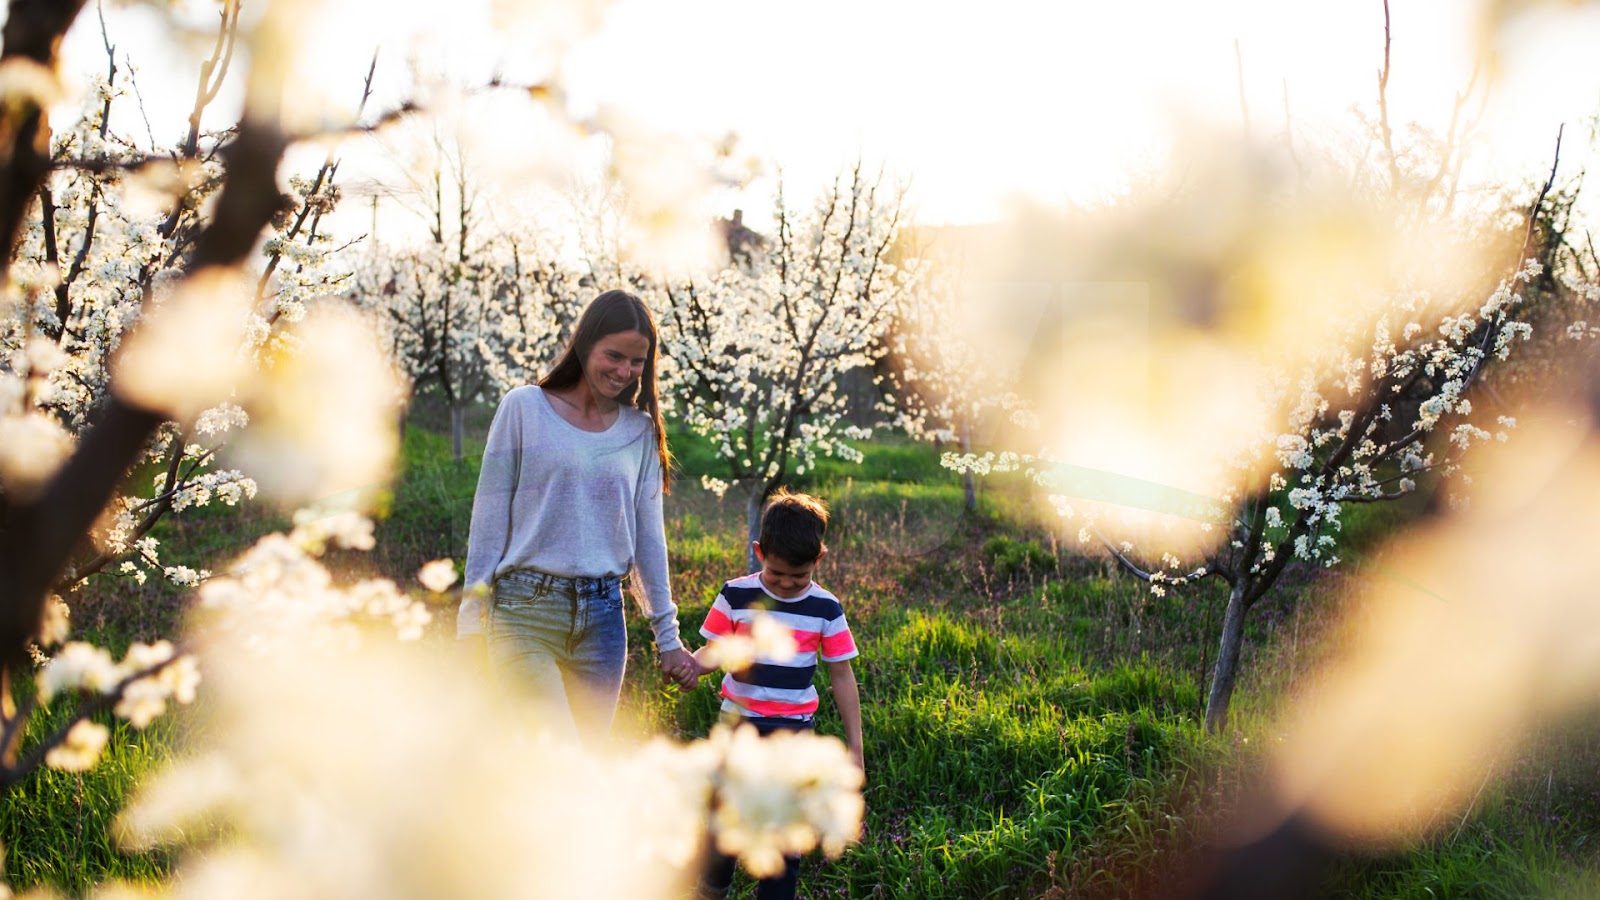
[631,437,683,652]
[458,392,523,638]
[631,431,697,686]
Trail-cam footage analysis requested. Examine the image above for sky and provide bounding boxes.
[564,0,1600,225]
[51,0,1600,232]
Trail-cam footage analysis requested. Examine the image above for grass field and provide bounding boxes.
[3,410,1599,898]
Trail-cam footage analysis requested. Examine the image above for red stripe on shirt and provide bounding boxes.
[821,630,856,658]
[722,688,818,717]
[702,607,733,637]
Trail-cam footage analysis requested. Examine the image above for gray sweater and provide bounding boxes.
[457,386,682,650]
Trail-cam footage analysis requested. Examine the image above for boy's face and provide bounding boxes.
[753,543,825,599]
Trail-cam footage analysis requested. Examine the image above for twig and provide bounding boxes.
[1376,0,1402,196]
[1234,38,1251,136]
[1519,124,1564,263]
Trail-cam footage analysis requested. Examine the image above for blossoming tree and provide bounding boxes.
[951,134,1594,738]
[0,8,870,897]
[356,226,585,458]
[653,166,918,563]
[876,249,1031,512]
[473,244,588,394]
[0,0,386,783]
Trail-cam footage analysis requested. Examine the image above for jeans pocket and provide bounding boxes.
[589,581,624,615]
[493,575,547,610]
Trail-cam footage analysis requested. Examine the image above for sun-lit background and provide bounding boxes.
[58,0,1600,232]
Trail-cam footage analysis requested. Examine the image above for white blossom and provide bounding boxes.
[0,411,74,496]
[417,559,458,593]
[37,594,70,647]
[701,612,799,674]
[38,642,119,701]
[44,720,109,772]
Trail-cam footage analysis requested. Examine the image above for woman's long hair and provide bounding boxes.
[539,289,673,487]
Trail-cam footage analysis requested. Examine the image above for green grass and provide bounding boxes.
[0,691,177,893]
[368,423,484,582]
[6,408,1599,898]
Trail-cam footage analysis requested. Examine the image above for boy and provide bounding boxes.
[691,488,863,900]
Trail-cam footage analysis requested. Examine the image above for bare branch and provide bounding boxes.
[182,0,239,157]
[1234,38,1251,136]
[1376,0,1402,196]
[1281,77,1301,177]
[1520,124,1564,263]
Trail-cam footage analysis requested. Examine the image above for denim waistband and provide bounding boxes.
[498,567,624,593]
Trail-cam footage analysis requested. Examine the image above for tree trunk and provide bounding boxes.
[746,487,764,572]
[450,401,466,462]
[959,421,977,513]
[1204,581,1251,733]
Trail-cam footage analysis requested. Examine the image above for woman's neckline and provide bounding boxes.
[536,385,624,435]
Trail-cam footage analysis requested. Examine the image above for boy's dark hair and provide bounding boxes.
[758,489,829,564]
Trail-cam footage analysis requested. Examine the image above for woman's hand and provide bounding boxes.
[658,646,698,690]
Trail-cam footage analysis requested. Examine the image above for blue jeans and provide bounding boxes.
[487,568,628,748]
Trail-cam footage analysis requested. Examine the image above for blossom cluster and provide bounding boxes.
[196,512,432,649]
[36,639,201,770]
[111,598,860,900]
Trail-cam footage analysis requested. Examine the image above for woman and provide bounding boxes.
[458,289,696,746]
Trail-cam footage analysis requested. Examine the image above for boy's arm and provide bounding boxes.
[827,659,864,773]
[689,644,719,680]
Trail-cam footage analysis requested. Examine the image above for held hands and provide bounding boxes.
[658,646,702,691]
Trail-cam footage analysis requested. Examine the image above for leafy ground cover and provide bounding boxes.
[3,416,1598,898]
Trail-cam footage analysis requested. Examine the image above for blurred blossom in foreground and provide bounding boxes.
[227,305,403,506]
[417,558,459,594]
[697,611,799,674]
[112,266,254,422]
[601,112,723,276]
[44,719,109,773]
[0,408,75,498]
[958,134,1502,522]
[33,636,201,771]
[707,723,865,878]
[196,512,426,651]
[116,519,862,898]
[1263,406,1600,844]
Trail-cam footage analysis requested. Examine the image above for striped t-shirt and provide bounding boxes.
[699,572,858,722]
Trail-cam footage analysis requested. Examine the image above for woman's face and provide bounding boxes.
[582,329,651,400]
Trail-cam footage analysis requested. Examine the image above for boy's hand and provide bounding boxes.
[674,655,715,692]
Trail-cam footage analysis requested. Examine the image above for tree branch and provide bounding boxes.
[0,0,93,275]
[1376,0,1402,197]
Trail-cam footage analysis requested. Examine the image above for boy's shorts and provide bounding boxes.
[736,715,815,736]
